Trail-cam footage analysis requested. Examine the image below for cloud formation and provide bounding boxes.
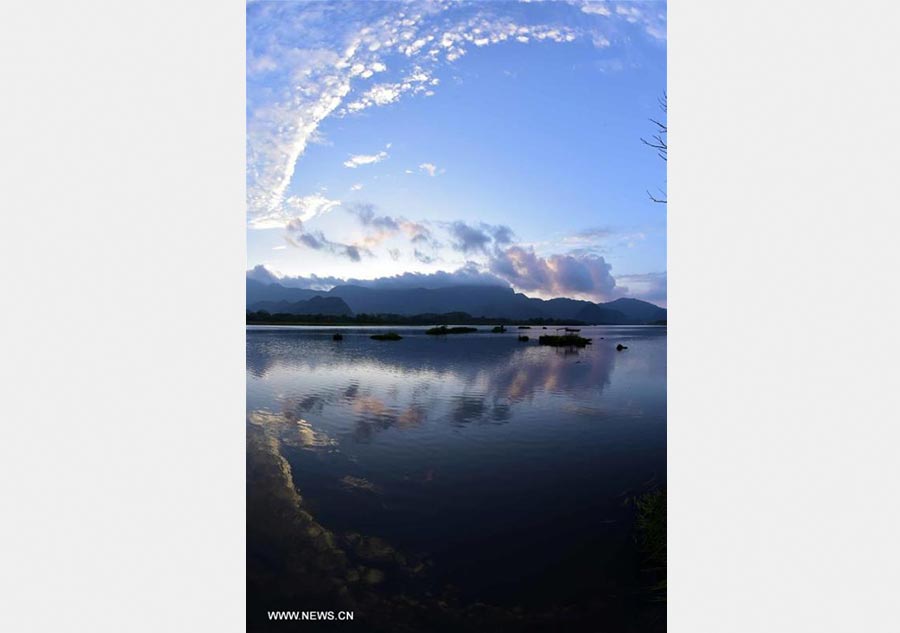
[249,193,340,230]
[489,224,515,246]
[448,221,492,253]
[349,203,436,250]
[614,271,667,305]
[446,221,513,254]
[564,226,614,243]
[247,264,346,290]
[419,162,438,176]
[246,0,665,223]
[345,69,439,113]
[248,263,507,291]
[579,2,611,17]
[343,150,388,168]
[559,226,647,254]
[284,218,370,262]
[489,246,619,301]
[413,249,438,264]
[255,202,645,300]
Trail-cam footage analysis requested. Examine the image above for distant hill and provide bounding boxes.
[327,284,547,319]
[601,297,667,323]
[247,279,321,305]
[245,278,666,324]
[250,295,353,316]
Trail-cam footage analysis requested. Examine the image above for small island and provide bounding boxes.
[491,325,507,333]
[370,332,403,341]
[425,326,479,335]
[538,334,592,348]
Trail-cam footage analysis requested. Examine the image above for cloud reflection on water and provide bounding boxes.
[247,409,337,451]
[248,331,618,438]
[247,330,617,443]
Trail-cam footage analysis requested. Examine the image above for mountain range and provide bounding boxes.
[247,279,666,324]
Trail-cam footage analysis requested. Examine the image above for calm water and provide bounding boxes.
[247,325,666,632]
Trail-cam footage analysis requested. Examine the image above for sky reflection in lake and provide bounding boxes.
[247,326,666,630]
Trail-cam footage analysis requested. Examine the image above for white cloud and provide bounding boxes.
[286,193,341,221]
[419,162,438,176]
[367,84,402,105]
[350,183,363,191]
[562,227,614,245]
[247,264,347,290]
[580,2,610,17]
[343,151,388,168]
[614,271,667,305]
[489,246,619,301]
[248,192,341,230]
[246,1,664,224]
[344,67,437,114]
[645,23,666,41]
[247,52,278,75]
[615,5,642,22]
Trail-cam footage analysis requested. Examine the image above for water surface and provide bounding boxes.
[247,325,666,631]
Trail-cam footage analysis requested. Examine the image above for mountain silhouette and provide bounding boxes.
[246,279,665,324]
[249,295,353,316]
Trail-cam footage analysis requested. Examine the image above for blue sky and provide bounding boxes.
[247,0,666,305]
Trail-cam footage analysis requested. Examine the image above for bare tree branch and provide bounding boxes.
[647,189,667,204]
[641,92,667,201]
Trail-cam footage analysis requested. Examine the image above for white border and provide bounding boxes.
[670,1,900,631]
[2,0,900,631]
[0,1,246,631]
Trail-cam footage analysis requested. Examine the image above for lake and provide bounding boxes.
[247,325,666,632]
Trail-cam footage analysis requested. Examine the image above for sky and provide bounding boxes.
[247,0,667,305]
